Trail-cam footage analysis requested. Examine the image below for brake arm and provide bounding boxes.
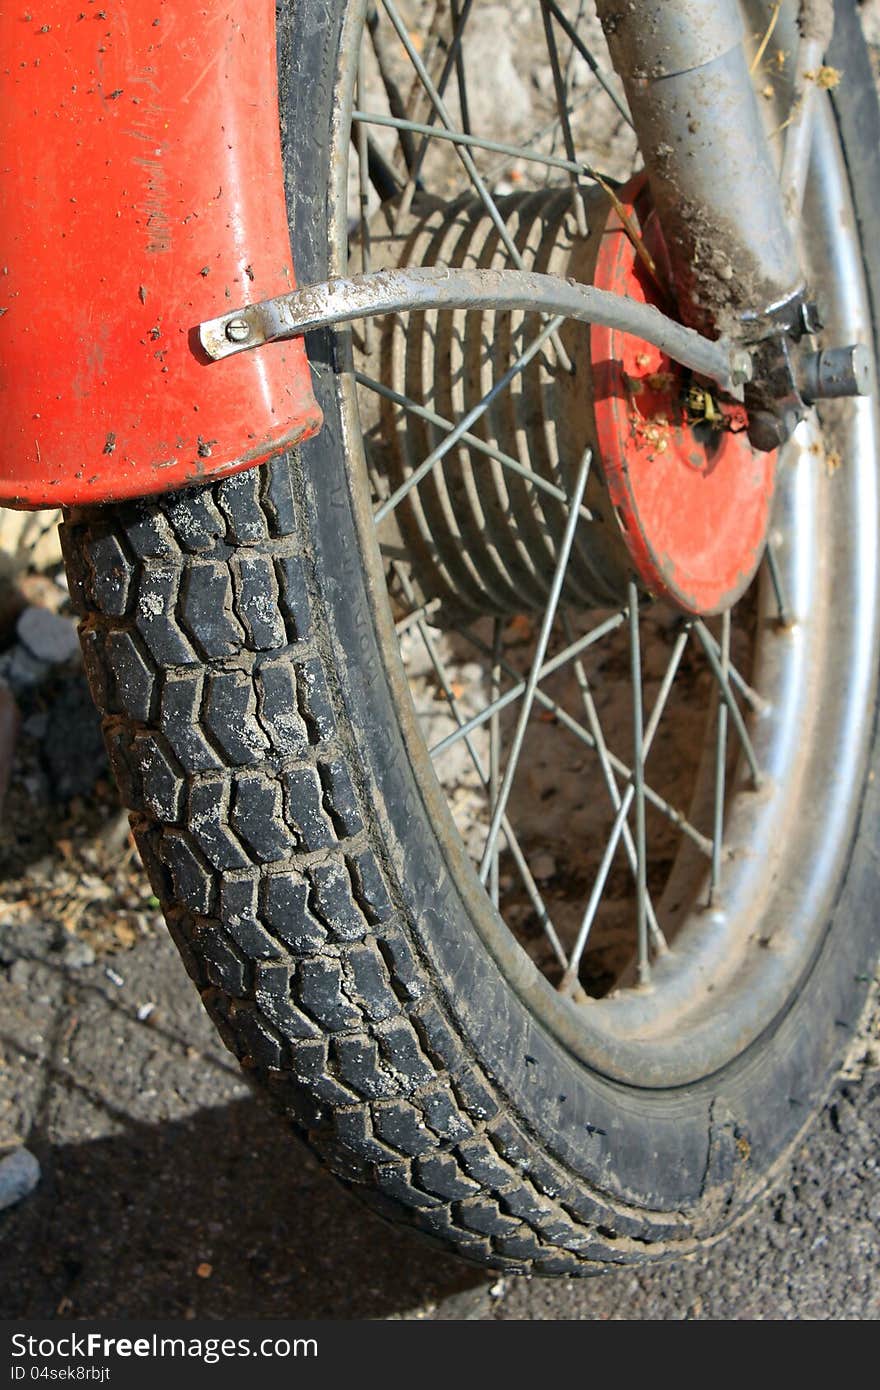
[198,266,753,396]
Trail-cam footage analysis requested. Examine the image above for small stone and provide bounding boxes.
[531,851,557,881]
[0,644,49,693]
[16,607,79,665]
[0,1147,41,1211]
[61,938,95,969]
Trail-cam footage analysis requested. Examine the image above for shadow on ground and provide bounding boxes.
[1,885,879,1321]
[0,1096,485,1320]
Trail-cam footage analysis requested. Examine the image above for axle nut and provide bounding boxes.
[799,344,872,402]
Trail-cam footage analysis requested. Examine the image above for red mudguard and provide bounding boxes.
[0,0,322,509]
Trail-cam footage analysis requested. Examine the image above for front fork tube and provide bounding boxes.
[595,0,804,336]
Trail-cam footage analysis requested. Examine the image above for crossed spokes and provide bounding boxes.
[350,0,769,996]
[388,471,764,995]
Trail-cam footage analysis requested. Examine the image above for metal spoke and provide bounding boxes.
[392,0,476,228]
[400,0,457,133]
[379,0,543,276]
[561,611,668,954]
[482,86,598,187]
[449,0,472,135]
[559,0,587,111]
[643,625,691,752]
[379,0,574,373]
[550,684,715,858]
[628,582,649,985]
[764,537,792,628]
[364,0,630,207]
[366,4,418,175]
[543,0,633,128]
[352,109,605,182]
[693,621,768,713]
[455,622,714,858]
[430,611,626,756]
[693,620,763,788]
[503,832,570,971]
[356,369,593,517]
[394,596,442,636]
[710,609,731,904]
[350,124,401,203]
[373,313,564,523]
[539,0,589,235]
[395,569,568,969]
[478,449,592,883]
[357,1,745,1000]
[560,616,693,994]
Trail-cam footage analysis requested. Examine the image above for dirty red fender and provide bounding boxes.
[0,0,322,509]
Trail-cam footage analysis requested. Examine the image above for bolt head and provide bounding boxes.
[225,317,250,344]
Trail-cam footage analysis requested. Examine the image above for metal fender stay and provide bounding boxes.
[0,0,321,510]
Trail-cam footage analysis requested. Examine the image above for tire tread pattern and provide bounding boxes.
[62,456,689,1274]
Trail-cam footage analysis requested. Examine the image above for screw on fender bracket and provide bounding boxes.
[225,317,251,344]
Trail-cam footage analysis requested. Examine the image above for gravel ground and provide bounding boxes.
[2,1,880,1322]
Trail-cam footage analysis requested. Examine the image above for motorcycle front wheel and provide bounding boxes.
[62,0,880,1273]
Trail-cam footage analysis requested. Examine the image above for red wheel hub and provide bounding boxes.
[591,180,776,615]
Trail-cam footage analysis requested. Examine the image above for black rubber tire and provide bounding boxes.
[60,0,880,1275]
